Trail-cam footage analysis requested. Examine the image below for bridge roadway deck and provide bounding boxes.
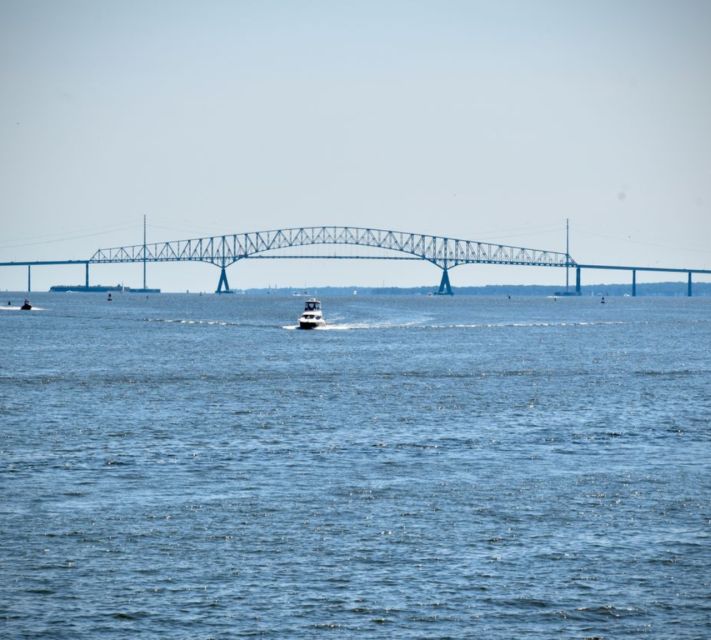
[3,258,710,274]
[577,263,711,275]
[1,223,711,295]
[0,260,89,267]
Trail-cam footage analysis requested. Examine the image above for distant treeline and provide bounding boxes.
[245,282,711,297]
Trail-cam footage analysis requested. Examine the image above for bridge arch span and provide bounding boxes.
[91,225,573,293]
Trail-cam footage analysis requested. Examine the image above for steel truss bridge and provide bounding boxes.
[2,225,711,295]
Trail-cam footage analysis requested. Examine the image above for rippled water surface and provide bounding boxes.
[2,293,710,638]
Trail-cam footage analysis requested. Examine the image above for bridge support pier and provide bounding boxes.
[27,265,31,293]
[85,263,90,288]
[632,270,636,297]
[215,267,230,294]
[688,272,692,297]
[575,267,581,295]
[436,268,453,295]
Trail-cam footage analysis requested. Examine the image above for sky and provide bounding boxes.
[1,0,710,292]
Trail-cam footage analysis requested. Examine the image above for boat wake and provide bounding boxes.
[145,318,238,327]
[283,319,626,331]
[283,320,424,331]
[283,323,362,331]
[0,305,45,311]
[428,320,626,329]
[144,317,624,332]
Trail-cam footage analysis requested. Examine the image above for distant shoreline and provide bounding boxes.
[245,283,711,297]
[4,282,703,296]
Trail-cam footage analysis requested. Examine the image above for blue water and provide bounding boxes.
[2,293,710,638]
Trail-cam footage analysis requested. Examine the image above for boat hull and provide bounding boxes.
[299,320,325,330]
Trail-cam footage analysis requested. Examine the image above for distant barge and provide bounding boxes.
[50,285,160,293]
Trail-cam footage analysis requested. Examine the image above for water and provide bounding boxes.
[2,293,710,638]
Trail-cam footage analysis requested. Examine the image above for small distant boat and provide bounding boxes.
[298,298,325,330]
[20,299,32,310]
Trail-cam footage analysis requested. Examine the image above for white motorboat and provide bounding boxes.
[298,298,325,329]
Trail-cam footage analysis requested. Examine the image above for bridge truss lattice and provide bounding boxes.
[90,225,573,294]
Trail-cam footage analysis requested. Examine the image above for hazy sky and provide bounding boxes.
[1,0,710,291]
